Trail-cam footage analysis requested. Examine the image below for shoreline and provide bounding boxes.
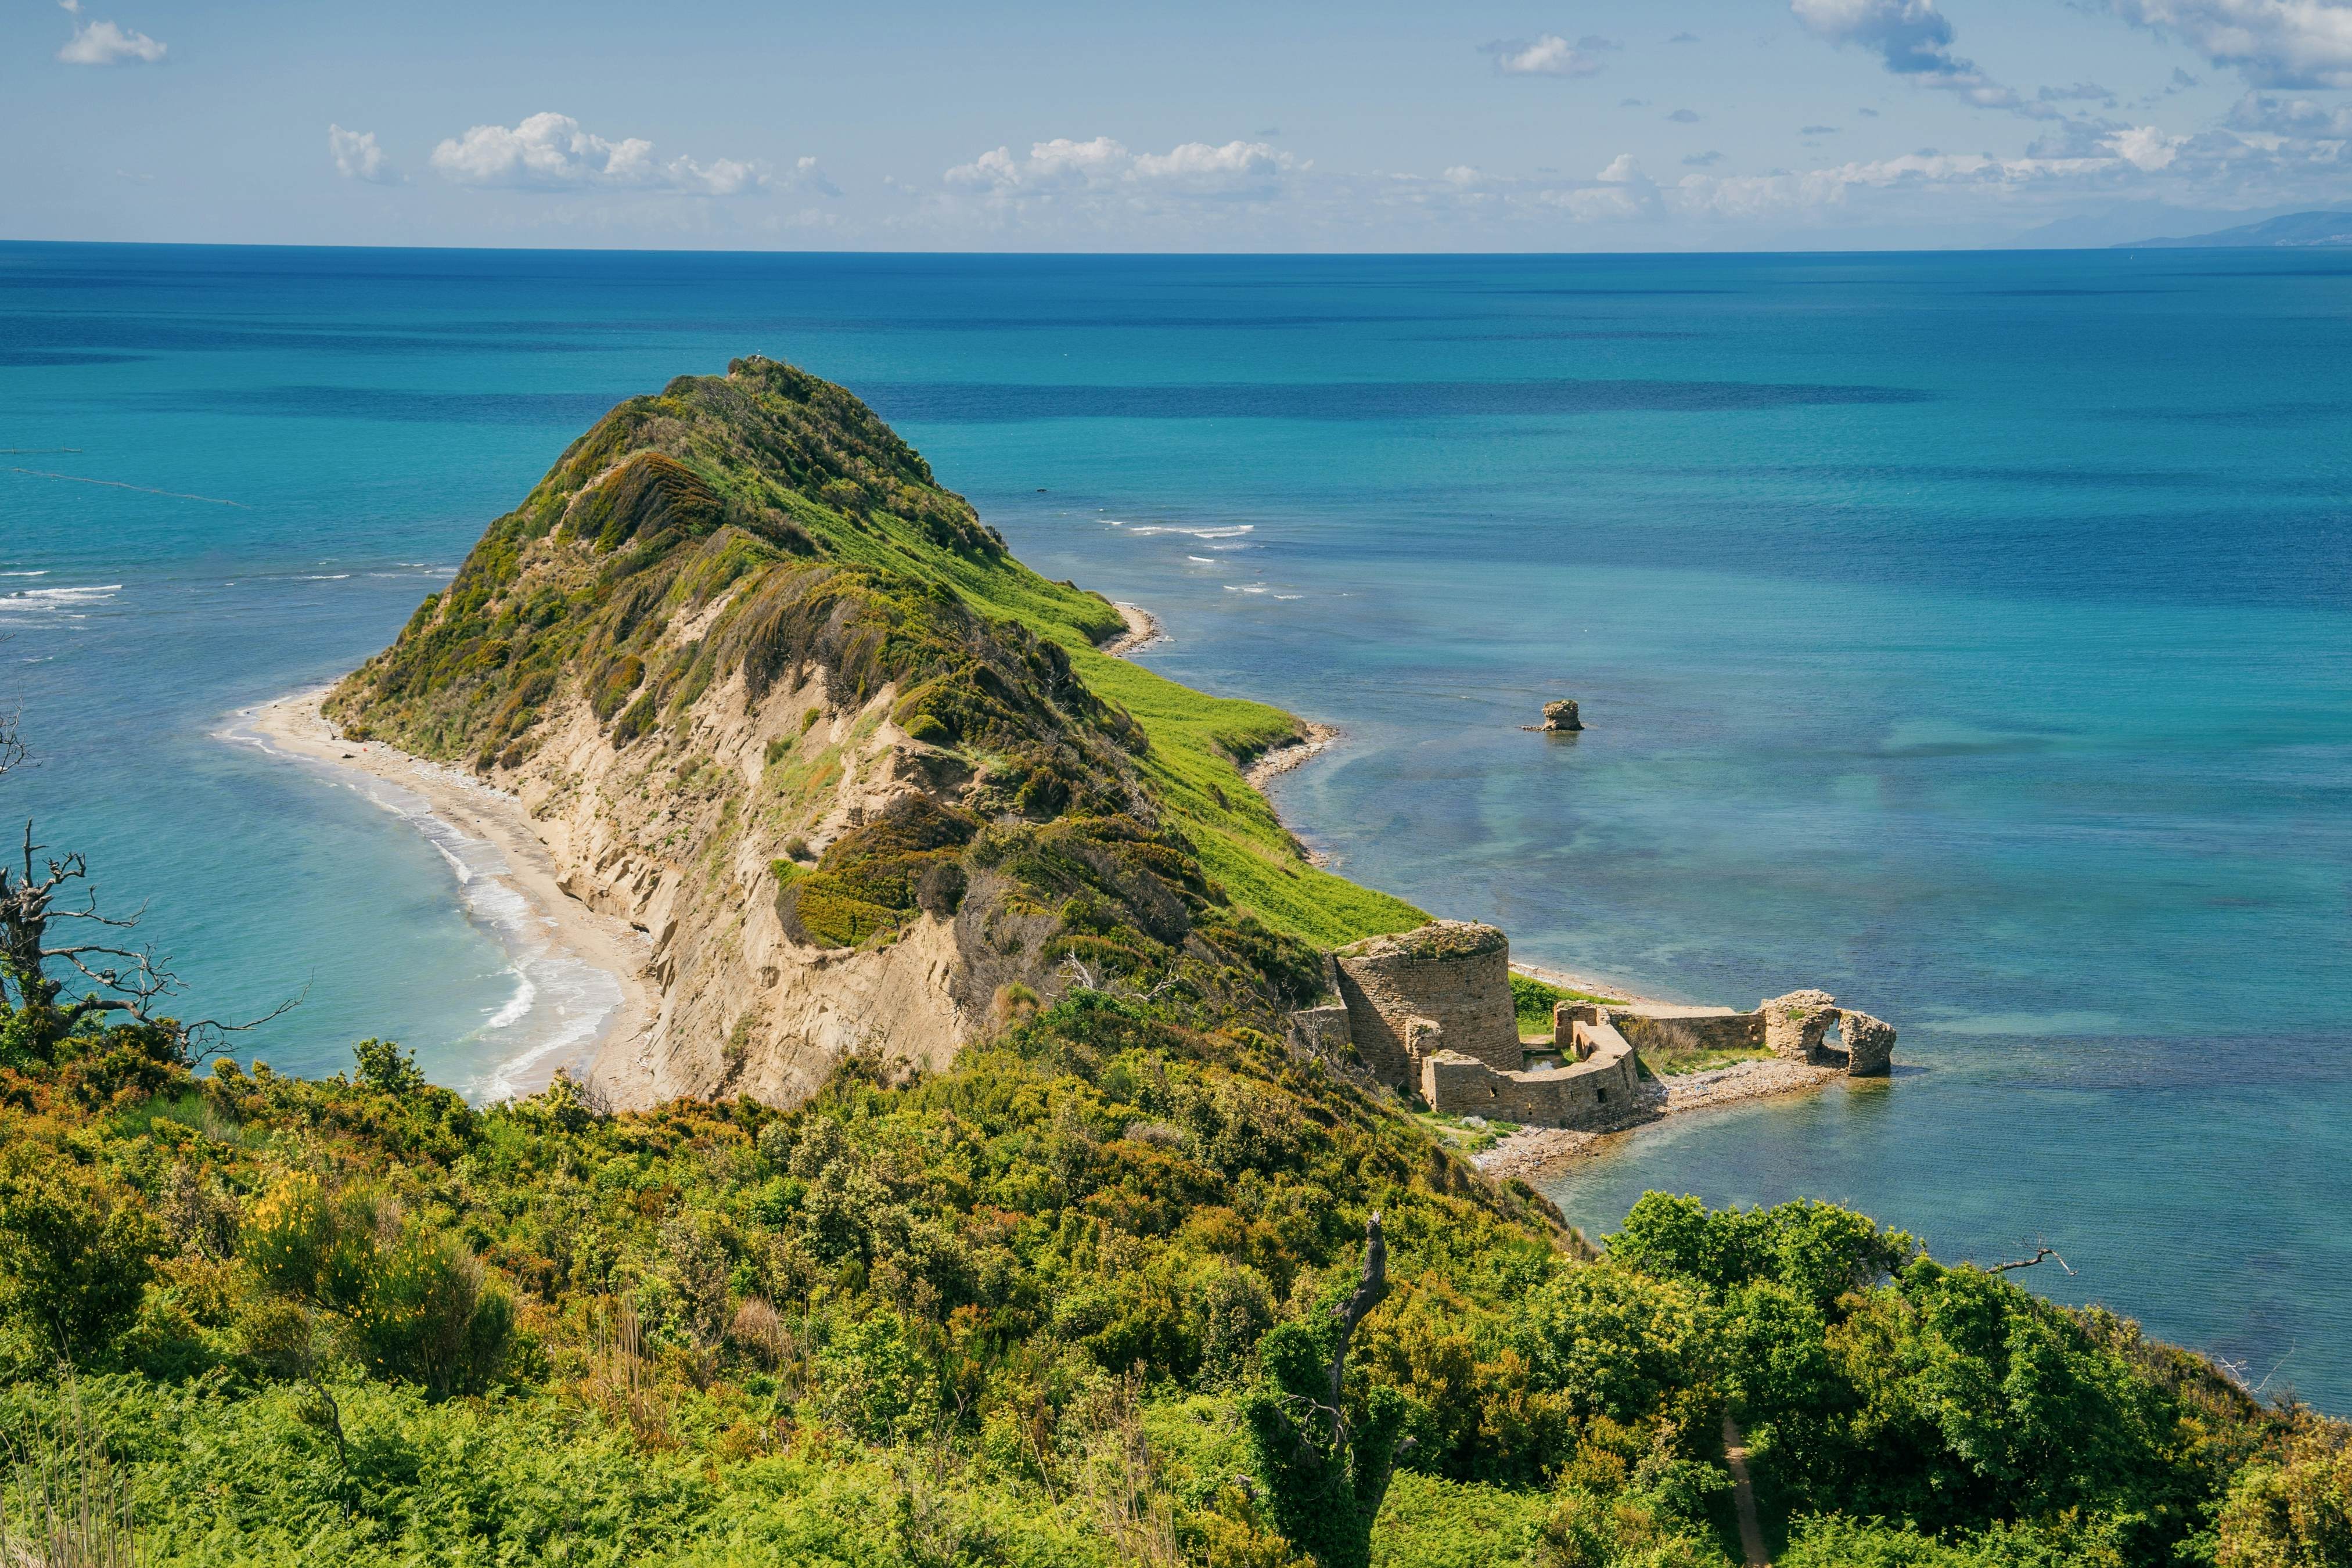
[1508,958,1694,1015]
[1106,598,1702,1028]
[1103,600,1168,657]
[229,687,656,1102]
[1476,1059,1839,1184]
[1243,720,1340,793]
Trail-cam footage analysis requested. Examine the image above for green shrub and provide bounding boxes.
[2217,1435,2352,1566]
[0,1153,161,1359]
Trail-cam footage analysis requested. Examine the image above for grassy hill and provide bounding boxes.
[329,356,1421,957]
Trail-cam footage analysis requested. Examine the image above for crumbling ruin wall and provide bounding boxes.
[1422,1018,1642,1130]
[1756,990,1897,1075]
[1841,1010,1895,1076]
[1763,989,1842,1060]
[1334,921,1520,1087]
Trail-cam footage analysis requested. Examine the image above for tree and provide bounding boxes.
[1243,1213,1415,1568]
[0,710,293,1069]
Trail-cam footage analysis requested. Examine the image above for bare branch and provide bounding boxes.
[175,988,308,1067]
[1986,1246,2075,1276]
[1326,1211,1390,1413]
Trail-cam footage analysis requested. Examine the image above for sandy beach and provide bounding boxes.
[1102,601,1168,657]
[1508,958,1696,1014]
[234,687,656,1099]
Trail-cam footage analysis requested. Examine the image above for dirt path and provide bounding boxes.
[1722,1414,1770,1567]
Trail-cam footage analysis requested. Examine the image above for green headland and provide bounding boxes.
[0,360,2340,1567]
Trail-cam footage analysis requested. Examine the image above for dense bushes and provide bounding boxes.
[0,988,2334,1566]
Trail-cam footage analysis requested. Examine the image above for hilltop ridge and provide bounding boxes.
[329,355,1422,1107]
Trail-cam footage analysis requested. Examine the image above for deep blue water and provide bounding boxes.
[2,242,2347,1406]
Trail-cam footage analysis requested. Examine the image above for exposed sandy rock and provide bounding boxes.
[480,666,970,1110]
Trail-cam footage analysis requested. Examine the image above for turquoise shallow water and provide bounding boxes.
[2,243,2347,1405]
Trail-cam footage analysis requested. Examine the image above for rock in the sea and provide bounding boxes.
[1840,1010,1896,1077]
[1761,988,1839,1061]
[1541,699,1583,732]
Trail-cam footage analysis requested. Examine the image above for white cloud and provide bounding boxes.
[953,135,1128,189]
[429,113,768,196]
[1670,148,2121,219]
[787,156,844,198]
[1792,0,1955,71]
[2110,124,2188,168]
[945,136,1301,198]
[1537,154,1666,220]
[2111,0,2352,88]
[56,1,165,66]
[1789,0,2037,111]
[1480,33,1617,77]
[1132,140,1293,184]
[329,125,399,185]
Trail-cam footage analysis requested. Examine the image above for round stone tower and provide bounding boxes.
[1332,920,1521,1088]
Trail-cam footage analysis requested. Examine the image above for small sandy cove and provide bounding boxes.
[245,688,656,1092]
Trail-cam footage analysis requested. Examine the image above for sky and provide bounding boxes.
[6,0,2352,251]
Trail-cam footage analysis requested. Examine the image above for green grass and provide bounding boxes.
[340,357,1425,956]
[1411,1109,1520,1155]
[1371,1469,1551,1568]
[842,485,1426,950]
[1508,973,1627,1042]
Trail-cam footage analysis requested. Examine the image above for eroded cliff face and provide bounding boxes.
[498,653,967,1107]
[330,357,1336,1110]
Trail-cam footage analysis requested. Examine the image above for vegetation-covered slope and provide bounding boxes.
[325,357,1420,1105]
[0,1012,2341,1567]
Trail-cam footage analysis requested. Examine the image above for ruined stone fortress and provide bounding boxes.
[1289,920,1894,1131]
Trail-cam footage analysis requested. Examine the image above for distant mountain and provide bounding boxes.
[2115,210,2352,249]
[2006,202,2259,249]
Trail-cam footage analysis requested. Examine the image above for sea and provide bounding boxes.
[2,242,2346,1407]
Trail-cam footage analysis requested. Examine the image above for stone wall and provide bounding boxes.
[1756,990,1898,1075]
[1287,1004,1352,1061]
[1422,1018,1643,1130]
[1840,1010,1895,1076]
[1595,992,1895,1078]
[1762,990,1840,1060]
[1334,921,1521,1087]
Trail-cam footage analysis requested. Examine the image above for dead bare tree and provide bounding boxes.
[0,709,296,1066]
[1242,1213,1416,1568]
[1053,952,1196,1009]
